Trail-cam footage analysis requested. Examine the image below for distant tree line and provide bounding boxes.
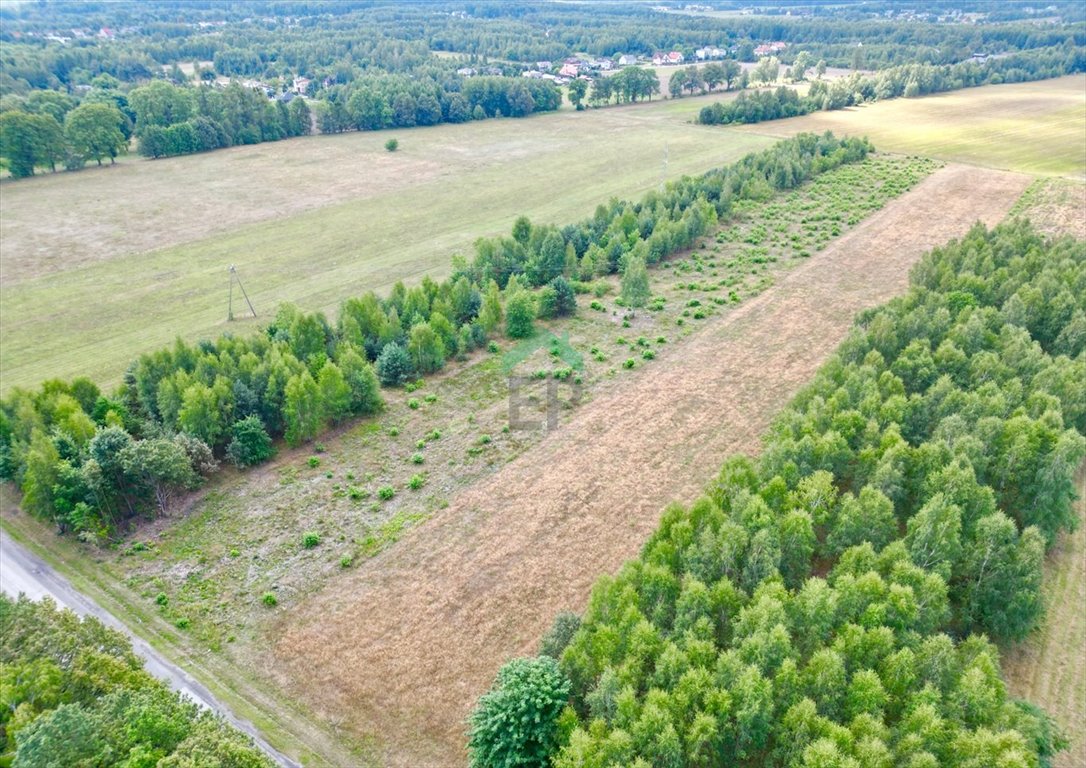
[587,67,662,106]
[132,79,312,158]
[699,44,1085,126]
[0,593,276,767]
[3,1,1081,99]
[0,133,871,539]
[314,74,560,134]
[471,219,1086,767]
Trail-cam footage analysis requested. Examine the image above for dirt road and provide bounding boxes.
[272,164,1032,766]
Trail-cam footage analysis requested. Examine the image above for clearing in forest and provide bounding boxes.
[271,164,1032,767]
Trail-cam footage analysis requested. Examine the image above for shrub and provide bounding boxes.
[229,548,240,557]
[225,416,275,468]
[340,555,353,568]
[376,342,413,387]
[385,138,399,151]
[347,485,369,501]
[505,290,536,339]
[623,358,636,369]
[261,592,278,607]
[411,452,425,465]
[536,285,559,319]
[428,429,441,440]
[155,592,169,607]
[302,532,320,549]
[174,617,191,629]
[424,393,437,403]
[589,300,605,312]
[469,657,571,768]
[408,398,420,410]
[487,340,500,353]
[477,434,492,445]
[307,456,320,468]
[641,349,656,360]
[388,426,400,437]
[378,485,395,500]
[409,473,425,490]
[549,276,577,317]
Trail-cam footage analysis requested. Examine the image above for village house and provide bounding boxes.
[754,41,788,56]
[695,46,725,60]
[559,62,580,78]
[652,51,685,66]
[618,54,638,66]
[456,66,477,77]
[291,76,311,94]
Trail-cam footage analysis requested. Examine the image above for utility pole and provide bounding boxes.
[227,265,257,321]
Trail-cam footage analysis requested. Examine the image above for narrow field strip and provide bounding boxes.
[271,164,1032,766]
[1003,464,1086,768]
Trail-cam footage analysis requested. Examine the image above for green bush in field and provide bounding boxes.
[302,532,320,549]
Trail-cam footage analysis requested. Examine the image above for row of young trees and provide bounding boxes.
[698,44,1085,126]
[0,594,274,767]
[470,220,1086,767]
[0,133,872,540]
[457,132,871,294]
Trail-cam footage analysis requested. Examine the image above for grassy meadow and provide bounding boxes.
[0,91,765,392]
[738,74,1086,177]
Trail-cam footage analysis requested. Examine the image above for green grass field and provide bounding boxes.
[0,93,764,393]
[738,74,1086,178]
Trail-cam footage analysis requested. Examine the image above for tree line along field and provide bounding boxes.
[2,77,1083,394]
[0,90,771,393]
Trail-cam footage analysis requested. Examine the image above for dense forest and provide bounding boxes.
[0,133,871,539]
[470,221,1086,767]
[2,1,1084,170]
[0,594,274,767]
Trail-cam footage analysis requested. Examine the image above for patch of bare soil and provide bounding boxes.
[271,165,1031,767]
